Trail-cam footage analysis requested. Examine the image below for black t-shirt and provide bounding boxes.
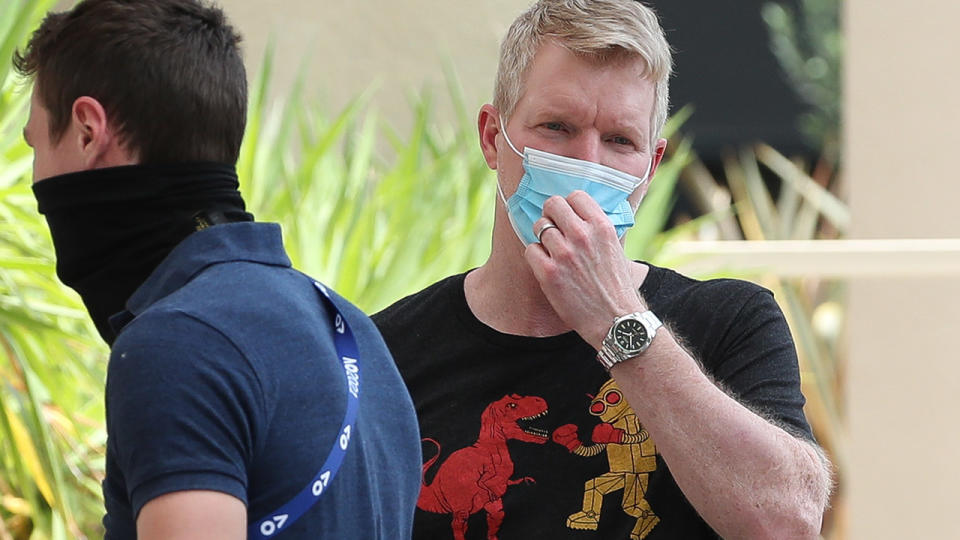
[373,264,812,539]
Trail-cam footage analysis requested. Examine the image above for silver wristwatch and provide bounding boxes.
[596,310,663,370]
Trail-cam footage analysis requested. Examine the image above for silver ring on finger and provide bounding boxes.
[536,222,559,243]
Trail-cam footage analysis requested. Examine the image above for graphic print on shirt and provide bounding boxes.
[419,394,550,540]
[551,378,660,539]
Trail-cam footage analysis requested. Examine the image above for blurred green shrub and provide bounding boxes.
[2,2,108,539]
[763,0,842,158]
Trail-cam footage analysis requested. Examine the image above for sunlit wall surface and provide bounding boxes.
[219,0,532,131]
[846,1,960,539]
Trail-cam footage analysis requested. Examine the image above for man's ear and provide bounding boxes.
[70,96,121,169]
[648,138,668,179]
[478,104,502,170]
[628,138,669,211]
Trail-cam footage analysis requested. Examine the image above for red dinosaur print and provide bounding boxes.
[419,394,549,540]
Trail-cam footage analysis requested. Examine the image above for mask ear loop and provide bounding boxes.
[629,155,656,215]
[495,115,525,207]
[637,157,653,185]
[495,174,510,208]
[498,116,524,158]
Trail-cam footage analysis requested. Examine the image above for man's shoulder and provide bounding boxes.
[646,263,771,308]
[174,254,342,318]
[645,263,782,348]
[113,298,232,350]
[121,259,378,360]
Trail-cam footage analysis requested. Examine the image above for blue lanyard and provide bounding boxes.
[249,281,361,538]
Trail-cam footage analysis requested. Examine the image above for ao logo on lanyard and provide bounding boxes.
[249,281,361,538]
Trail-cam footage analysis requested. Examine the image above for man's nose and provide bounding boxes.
[566,133,601,164]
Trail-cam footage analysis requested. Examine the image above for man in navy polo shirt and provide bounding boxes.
[14,0,420,537]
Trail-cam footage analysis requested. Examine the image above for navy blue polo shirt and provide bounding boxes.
[101,222,421,538]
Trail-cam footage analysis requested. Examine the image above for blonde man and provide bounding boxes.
[374,1,832,539]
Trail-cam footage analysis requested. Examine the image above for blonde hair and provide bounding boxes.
[493,0,673,146]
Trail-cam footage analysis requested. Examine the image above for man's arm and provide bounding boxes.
[107,314,260,535]
[527,191,832,538]
[138,491,246,540]
[610,328,831,538]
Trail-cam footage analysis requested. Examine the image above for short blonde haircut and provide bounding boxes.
[493,0,673,147]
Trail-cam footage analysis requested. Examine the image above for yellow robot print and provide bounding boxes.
[551,378,659,540]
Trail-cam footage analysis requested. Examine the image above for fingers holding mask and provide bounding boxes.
[528,195,578,265]
[564,190,620,244]
[533,218,560,244]
[524,190,642,347]
[524,190,613,292]
[525,215,561,277]
[542,194,587,247]
[534,191,616,252]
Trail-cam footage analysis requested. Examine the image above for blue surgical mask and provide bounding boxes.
[496,117,652,246]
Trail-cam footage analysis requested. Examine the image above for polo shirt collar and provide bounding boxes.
[109,222,291,333]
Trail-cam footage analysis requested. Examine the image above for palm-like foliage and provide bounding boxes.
[1,2,108,539]
[238,62,498,312]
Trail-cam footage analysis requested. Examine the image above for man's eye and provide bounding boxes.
[610,135,634,146]
[544,122,566,131]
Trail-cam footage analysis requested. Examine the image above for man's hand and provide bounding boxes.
[525,191,646,349]
[591,423,626,444]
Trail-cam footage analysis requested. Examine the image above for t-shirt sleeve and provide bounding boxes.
[106,309,265,517]
[711,288,815,441]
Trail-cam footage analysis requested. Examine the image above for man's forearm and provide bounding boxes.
[611,330,832,539]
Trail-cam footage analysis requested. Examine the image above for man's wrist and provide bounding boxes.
[596,310,662,370]
[590,291,648,349]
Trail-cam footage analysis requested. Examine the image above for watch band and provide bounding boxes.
[637,310,663,336]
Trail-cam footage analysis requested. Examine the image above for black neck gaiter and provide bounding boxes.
[32,162,253,345]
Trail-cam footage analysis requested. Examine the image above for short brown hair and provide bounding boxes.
[13,0,247,165]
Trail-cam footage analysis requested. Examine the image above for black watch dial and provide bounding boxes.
[614,318,648,352]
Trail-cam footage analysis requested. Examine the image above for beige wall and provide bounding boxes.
[846,1,960,538]
[219,1,960,538]
[218,0,531,130]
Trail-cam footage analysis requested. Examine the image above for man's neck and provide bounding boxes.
[32,162,250,344]
[465,249,572,338]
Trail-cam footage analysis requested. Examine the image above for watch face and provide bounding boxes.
[614,318,648,352]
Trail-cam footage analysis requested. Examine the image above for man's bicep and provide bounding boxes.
[137,490,246,540]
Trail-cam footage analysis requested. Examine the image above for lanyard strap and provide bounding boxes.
[249,281,361,538]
